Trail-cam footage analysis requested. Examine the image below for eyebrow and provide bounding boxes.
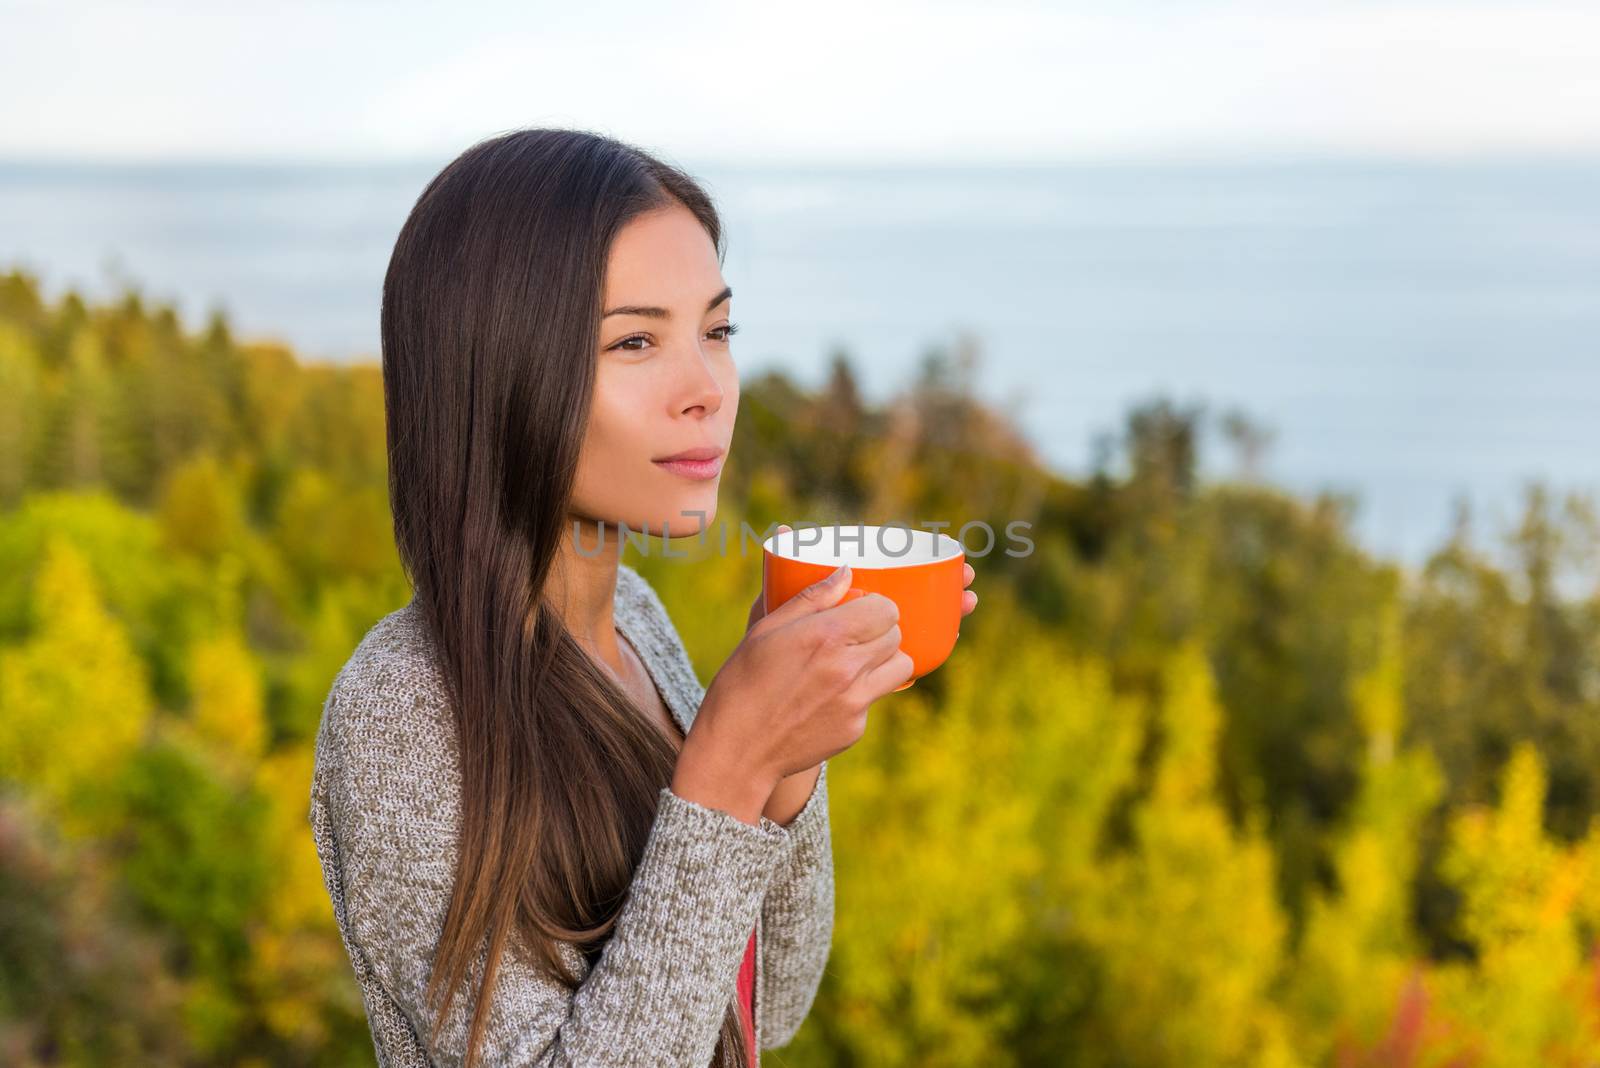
[603,285,732,320]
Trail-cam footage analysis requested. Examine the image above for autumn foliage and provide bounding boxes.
[3,271,1599,1066]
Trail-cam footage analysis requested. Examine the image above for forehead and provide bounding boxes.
[603,203,723,301]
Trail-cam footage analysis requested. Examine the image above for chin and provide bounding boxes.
[660,494,718,539]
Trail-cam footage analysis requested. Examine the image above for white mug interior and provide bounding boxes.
[761,524,963,569]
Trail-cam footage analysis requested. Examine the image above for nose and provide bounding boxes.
[677,345,726,418]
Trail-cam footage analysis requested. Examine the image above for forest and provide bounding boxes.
[1,267,1599,1066]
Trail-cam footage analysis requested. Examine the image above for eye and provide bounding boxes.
[607,322,740,352]
[611,333,651,352]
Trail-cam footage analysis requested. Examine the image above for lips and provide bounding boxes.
[653,446,726,481]
[653,446,725,463]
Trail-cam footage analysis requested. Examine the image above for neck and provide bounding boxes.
[547,516,625,671]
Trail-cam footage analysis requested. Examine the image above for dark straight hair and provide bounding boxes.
[380,127,750,1068]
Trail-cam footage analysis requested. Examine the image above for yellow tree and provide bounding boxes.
[1432,741,1600,1066]
[1085,640,1299,1068]
[185,629,267,774]
[792,582,1140,1066]
[244,742,369,1056]
[1289,596,1444,1063]
[0,534,153,837]
[157,451,246,562]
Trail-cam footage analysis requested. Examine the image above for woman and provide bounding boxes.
[309,128,978,1068]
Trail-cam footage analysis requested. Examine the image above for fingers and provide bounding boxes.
[854,646,916,700]
[963,561,974,586]
[843,623,911,702]
[822,590,900,645]
[850,617,902,666]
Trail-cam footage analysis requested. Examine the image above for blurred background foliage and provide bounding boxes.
[2,267,1599,1066]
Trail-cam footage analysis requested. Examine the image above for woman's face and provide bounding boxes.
[570,202,739,540]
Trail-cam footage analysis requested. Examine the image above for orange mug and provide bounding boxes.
[761,524,965,691]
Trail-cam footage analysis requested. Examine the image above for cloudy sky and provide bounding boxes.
[4,0,1600,162]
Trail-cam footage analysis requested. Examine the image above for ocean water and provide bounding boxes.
[2,156,1597,575]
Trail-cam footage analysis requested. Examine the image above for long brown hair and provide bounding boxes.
[380,128,751,1068]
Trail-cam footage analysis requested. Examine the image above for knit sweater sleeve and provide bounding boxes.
[310,662,796,1068]
[675,667,835,1050]
[755,757,834,1049]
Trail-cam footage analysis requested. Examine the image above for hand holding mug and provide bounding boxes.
[676,558,911,820]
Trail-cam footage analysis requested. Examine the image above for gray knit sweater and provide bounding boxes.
[308,563,834,1067]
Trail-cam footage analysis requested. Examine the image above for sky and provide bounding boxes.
[4,0,1600,164]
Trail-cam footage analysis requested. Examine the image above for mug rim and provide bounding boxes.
[761,524,964,569]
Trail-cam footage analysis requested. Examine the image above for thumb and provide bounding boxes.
[765,562,855,624]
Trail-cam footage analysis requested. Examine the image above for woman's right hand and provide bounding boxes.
[672,563,911,822]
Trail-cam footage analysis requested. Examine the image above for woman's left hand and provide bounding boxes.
[745,524,978,634]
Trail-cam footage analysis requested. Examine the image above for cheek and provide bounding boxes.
[571,375,654,504]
